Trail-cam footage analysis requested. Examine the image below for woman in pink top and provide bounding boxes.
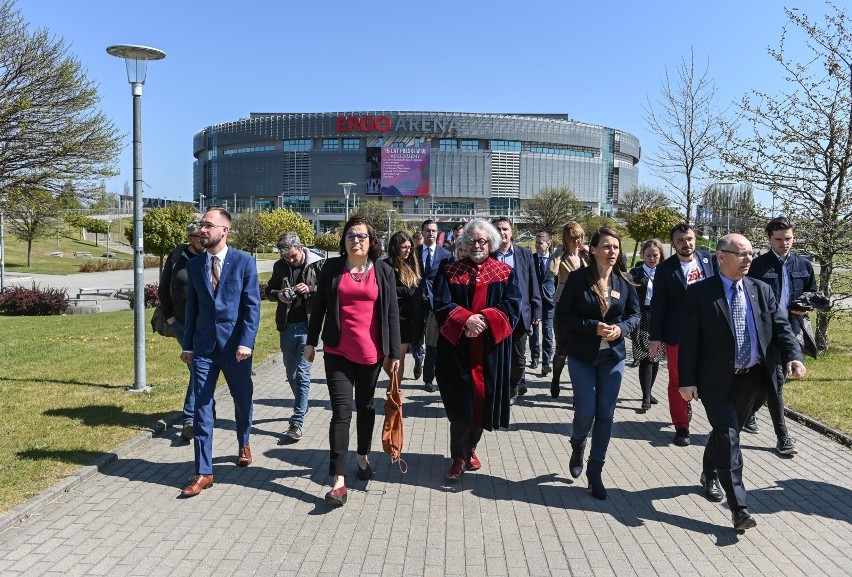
[306,216,401,506]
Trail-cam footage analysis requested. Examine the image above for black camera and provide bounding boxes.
[275,279,297,301]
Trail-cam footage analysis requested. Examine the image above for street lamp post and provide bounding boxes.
[312,208,321,235]
[106,218,113,258]
[338,182,356,222]
[386,208,395,241]
[198,193,205,212]
[107,44,166,394]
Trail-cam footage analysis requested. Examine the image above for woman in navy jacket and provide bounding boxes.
[555,227,640,500]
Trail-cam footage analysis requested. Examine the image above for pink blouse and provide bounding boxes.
[324,266,383,365]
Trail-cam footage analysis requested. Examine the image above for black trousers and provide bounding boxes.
[511,326,529,392]
[638,359,660,403]
[324,353,382,477]
[750,372,789,439]
[702,366,768,510]
[449,421,484,460]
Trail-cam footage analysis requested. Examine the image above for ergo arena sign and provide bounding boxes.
[336,115,458,134]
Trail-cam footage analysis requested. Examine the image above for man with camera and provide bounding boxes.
[266,233,325,442]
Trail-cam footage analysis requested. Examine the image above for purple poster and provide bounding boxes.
[379,147,430,196]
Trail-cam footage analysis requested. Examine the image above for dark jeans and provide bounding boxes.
[324,353,382,477]
[449,422,484,460]
[567,348,624,462]
[170,320,196,425]
[530,306,554,365]
[511,327,529,392]
[702,365,768,510]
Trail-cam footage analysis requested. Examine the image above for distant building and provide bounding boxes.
[192,111,640,224]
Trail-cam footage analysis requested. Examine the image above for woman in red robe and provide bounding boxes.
[432,218,522,482]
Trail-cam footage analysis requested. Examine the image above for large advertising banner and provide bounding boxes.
[379,147,430,196]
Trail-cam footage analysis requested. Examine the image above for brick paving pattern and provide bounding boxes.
[1,352,851,576]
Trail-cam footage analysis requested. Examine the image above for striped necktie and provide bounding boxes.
[211,256,220,294]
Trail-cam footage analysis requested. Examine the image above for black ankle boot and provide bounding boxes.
[586,459,606,500]
[569,440,586,478]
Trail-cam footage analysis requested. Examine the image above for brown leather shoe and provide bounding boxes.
[237,445,252,466]
[181,474,213,497]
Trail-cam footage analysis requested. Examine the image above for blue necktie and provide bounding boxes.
[424,247,432,276]
[731,283,751,368]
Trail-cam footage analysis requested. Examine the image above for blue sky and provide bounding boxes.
[21,0,820,208]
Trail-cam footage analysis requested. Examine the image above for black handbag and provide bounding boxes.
[150,305,177,338]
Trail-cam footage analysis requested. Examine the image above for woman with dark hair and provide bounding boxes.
[628,239,667,410]
[549,221,589,397]
[555,227,639,500]
[384,231,422,378]
[305,215,401,506]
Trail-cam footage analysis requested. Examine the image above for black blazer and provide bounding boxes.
[649,250,716,344]
[678,275,803,402]
[747,251,817,307]
[628,264,653,309]
[555,268,640,363]
[307,257,401,361]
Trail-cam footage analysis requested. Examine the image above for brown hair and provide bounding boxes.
[561,221,585,250]
[388,231,422,289]
[339,215,382,261]
[586,227,632,316]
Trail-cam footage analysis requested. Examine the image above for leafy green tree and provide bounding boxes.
[87,181,117,213]
[315,232,341,257]
[617,184,670,218]
[56,182,83,210]
[718,4,852,347]
[580,215,624,238]
[80,216,108,246]
[0,0,121,201]
[0,187,59,267]
[522,187,584,236]
[625,207,683,265]
[258,208,315,247]
[351,200,402,240]
[230,210,265,256]
[124,203,196,271]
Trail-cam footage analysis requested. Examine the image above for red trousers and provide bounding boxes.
[665,343,691,430]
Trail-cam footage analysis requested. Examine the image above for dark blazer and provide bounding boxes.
[678,275,803,402]
[158,243,201,323]
[307,257,401,361]
[183,248,261,356]
[555,268,640,363]
[495,244,542,331]
[649,250,716,344]
[419,243,452,309]
[533,252,556,309]
[747,251,817,308]
[628,264,654,309]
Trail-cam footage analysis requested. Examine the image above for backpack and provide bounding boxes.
[382,369,407,473]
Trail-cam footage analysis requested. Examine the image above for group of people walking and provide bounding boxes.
[161,207,814,532]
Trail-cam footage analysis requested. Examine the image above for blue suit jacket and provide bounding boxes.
[532,252,556,309]
[495,244,542,331]
[649,250,716,345]
[419,243,452,309]
[183,248,261,356]
[747,251,816,308]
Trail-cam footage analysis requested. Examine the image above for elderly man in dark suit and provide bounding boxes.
[649,223,716,447]
[530,231,556,377]
[679,233,805,531]
[492,217,541,401]
[412,219,452,392]
[179,206,261,497]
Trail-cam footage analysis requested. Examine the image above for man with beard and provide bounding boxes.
[650,223,715,447]
[679,234,805,531]
[433,218,521,480]
[179,206,261,497]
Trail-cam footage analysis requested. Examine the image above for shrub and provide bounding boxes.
[79,257,160,273]
[128,283,160,310]
[0,283,69,316]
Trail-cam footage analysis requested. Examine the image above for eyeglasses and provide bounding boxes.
[466,238,489,247]
[720,249,756,259]
[345,232,369,242]
[198,222,226,230]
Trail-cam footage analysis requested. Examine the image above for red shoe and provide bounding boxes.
[445,458,465,482]
[325,486,348,506]
[466,450,482,471]
[237,445,252,466]
[180,474,213,497]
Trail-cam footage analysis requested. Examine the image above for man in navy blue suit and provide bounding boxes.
[530,232,556,377]
[179,206,261,497]
[492,217,541,401]
[412,219,452,392]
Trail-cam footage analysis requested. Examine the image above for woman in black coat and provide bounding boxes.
[555,227,640,500]
[384,231,422,378]
[628,239,667,410]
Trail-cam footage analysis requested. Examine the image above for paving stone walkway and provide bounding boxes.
[1,352,851,576]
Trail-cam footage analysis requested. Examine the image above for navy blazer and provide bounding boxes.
[747,251,816,308]
[419,243,452,309]
[533,252,556,309]
[679,275,803,401]
[649,250,716,344]
[307,257,401,361]
[555,268,640,363]
[183,248,261,356]
[494,244,542,331]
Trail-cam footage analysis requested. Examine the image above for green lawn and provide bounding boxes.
[2,231,131,275]
[0,295,281,515]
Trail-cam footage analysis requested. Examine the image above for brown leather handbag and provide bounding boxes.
[382,369,407,473]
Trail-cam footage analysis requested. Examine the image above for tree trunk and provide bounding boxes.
[816,259,833,350]
[27,238,33,268]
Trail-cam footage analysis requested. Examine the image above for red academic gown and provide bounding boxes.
[433,257,522,430]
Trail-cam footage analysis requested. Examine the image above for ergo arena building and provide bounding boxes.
[192,112,640,229]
